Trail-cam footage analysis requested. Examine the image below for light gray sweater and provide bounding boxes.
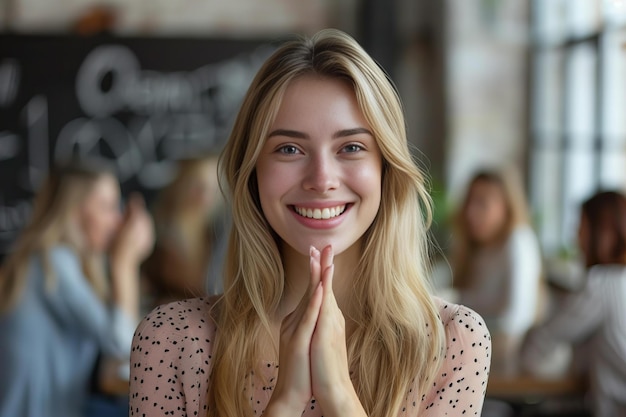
[0,245,135,417]
[523,264,626,417]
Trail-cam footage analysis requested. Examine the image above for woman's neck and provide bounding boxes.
[279,241,362,321]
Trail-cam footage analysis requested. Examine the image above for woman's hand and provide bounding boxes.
[110,194,155,265]
[266,247,324,416]
[310,246,366,417]
[268,245,366,417]
[108,194,155,322]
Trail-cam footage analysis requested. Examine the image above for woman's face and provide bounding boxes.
[464,179,508,245]
[255,75,383,256]
[78,174,122,253]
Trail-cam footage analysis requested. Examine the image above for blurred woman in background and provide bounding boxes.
[452,168,542,375]
[523,191,626,417]
[0,161,154,417]
[142,154,226,306]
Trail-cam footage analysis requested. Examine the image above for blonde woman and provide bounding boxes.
[142,155,226,304]
[452,169,542,375]
[130,30,490,417]
[0,161,154,417]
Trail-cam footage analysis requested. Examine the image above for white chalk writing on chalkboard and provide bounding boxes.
[0,59,20,107]
[21,95,49,192]
[0,38,272,254]
[0,59,21,162]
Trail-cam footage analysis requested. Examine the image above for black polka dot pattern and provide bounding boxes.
[129,297,490,416]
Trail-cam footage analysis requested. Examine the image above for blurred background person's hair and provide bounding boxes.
[0,162,113,311]
[0,160,153,417]
[580,191,626,268]
[142,154,226,307]
[452,167,543,376]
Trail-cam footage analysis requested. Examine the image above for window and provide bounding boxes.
[530,0,626,255]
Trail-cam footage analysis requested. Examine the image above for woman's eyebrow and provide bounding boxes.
[267,129,309,139]
[332,127,373,139]
[267,127,372,139]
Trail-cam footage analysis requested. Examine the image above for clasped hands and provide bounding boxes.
[266,245,366,417]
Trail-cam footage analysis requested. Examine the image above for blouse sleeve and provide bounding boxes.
[44,246,136,359]
[522,268,606,373]
[502,226,542,333]
[421,302,491,417]
[129,298,214,417]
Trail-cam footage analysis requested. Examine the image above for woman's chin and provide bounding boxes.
[288,238,358,259]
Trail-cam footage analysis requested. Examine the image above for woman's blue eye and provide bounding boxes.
[278,145,300,154]
[343,144,364,153]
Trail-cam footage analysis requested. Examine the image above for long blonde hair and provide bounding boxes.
[211,29,445,417]
[152,155,222,263]
[143,155,224,299]
[0,162,111,313]
[153,155,222,227]
[452,168,530,289]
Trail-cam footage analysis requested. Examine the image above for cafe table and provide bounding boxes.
[486,371,590,417]
[487,372,587,400]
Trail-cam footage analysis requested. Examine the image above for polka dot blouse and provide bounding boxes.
[129,297,491,416]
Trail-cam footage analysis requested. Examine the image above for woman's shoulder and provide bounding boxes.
[138,296,218,333]
[44,244,86,276]
[130,297,218,416]
[421,298,491,414]
[434,297,491,364]
[588,264,626,279]
[435,297,490,336]
[585,265,626,292]
[47,244,79,264]
[134,296,218,342]
[507,224,540,249]
[41,244,84,284]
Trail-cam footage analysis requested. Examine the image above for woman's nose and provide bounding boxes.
[302,154,340,193]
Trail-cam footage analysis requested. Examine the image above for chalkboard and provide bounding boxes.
[0,34,272,255]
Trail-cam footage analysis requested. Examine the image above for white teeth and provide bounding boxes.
[294,205,346,220]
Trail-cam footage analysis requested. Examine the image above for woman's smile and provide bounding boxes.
[292,204,348,220]
[288,203,353,230]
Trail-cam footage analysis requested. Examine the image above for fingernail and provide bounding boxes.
[310,246,315,256]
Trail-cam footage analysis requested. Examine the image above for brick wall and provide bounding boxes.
[445,0,530,201]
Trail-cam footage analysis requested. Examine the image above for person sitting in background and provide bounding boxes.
[0,161,154,417]
[142,154,226,306]
[452,168,542,375]
[523,191,626,417]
